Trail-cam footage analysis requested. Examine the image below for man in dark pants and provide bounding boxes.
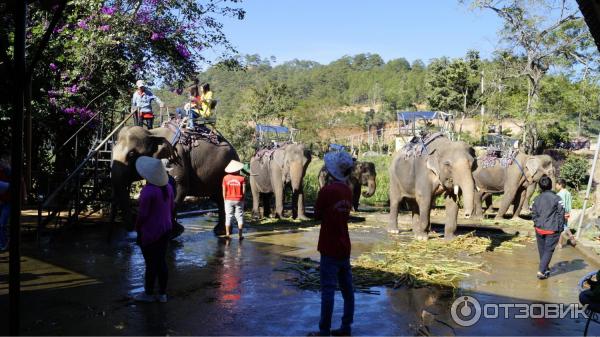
[531,176,565,280]
[310,151,355,336]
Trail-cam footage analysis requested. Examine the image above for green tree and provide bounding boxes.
[464,0,596,153]
[243,80,297,125]
[0,0,244,186]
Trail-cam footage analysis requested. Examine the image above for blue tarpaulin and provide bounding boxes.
[255,124,290,134]
[397,111,438,124]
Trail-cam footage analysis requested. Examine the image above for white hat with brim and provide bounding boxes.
[136,156,168,186]
[136,80,145,88]
[225,160,244,173]
[324,151,354,182]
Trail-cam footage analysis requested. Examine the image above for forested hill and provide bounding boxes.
[158,53,600,160]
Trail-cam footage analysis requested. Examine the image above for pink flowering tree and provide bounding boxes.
[0,0,244,182]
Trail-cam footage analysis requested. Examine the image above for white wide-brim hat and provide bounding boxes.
[225,160,244,173]
[324,151,354,182]
[136,156,168,186]
[136,80,145,88]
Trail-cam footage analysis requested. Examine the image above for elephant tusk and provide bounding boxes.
[454,185,459,195]
[476,186,480,192]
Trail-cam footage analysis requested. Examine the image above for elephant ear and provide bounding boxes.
[525,157,541,179]
[426,154,440,178]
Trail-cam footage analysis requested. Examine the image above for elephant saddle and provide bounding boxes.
[254,148,275,161]
[399,132,445,159]
[479,148,518,168]
[163,118,223,147]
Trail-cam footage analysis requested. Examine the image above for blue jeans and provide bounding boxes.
[319,255,354,334]
[0,203,9,247]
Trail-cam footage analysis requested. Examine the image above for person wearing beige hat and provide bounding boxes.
[222,160,246,239]
[134,156,174,303]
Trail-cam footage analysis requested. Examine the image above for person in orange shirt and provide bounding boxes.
[222,160,246,240]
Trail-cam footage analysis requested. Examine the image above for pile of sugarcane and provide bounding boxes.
[277,232,534,291]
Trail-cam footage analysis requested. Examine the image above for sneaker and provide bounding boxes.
[331,328,351,336]
[536,272,548,280]
[157,294,168,303]
[133,293,156,302]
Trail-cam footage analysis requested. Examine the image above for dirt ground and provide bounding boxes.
[0,210,598,336]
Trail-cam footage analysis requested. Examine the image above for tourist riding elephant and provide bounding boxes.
[388,136,476,240]
[318,161,377,211]
[249,143,312,219]
[111,125,239,234]
[473,153,555,219]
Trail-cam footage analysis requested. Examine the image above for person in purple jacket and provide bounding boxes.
[134,156,174,303]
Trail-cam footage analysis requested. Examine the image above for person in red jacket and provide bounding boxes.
[310,151,355,336]
[222,160,246,240]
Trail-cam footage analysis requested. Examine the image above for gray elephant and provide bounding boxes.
[318,161,377,211]
[388,136,476,240]
[473,153,555,219]
[249,143,311,219]
[111,125,239,234]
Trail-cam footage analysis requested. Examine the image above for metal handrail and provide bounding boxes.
[53,111,102,157]
[41,112,133,208]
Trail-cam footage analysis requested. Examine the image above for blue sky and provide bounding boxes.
[217,0,504,65]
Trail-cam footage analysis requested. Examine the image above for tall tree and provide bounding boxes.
[464,0,596,153]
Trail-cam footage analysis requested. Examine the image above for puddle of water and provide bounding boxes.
[0,212,597,335]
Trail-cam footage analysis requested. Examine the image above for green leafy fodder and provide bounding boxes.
[278,232,533,291]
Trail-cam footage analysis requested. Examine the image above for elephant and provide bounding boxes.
[318,160,377,211]
[473,153,555,219]
[388,136,476,240]
[110,125,239,235]
[249,143,312,220]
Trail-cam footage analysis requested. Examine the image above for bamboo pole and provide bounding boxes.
[576,132,600,240]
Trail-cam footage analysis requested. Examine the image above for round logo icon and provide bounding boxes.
[451,296,482,327]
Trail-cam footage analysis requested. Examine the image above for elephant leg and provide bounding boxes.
[353,184,361,211]
[473,191,484,220]
[510,187,523,219]
[273,184,285,219]
[415,196,431,241]
[520,183,536,216]
[512,188,527,219]
[297,187,309,220]
[484,194,493,212]
[263,194,273,218]
[496,187,519,219]
[212,192,226,235]
[387,196,401,234]
[291,189,299,219]
[444,195,459,240]
[410,200,420,235]
[250,178,261,219]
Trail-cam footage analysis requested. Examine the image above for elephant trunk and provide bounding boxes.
[455,173,475,219]
[362,176,376,197]
[290,162,304,192]
[110,147,138,229]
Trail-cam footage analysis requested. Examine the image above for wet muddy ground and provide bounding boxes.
[0,211,598,336]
